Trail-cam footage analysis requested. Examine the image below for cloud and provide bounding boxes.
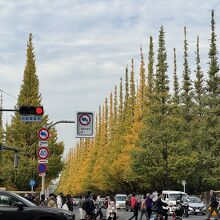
[0,0,220,154]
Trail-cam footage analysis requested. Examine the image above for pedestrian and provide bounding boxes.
[47,193,57,208]
[79,196,85,220]
[82,191,95,220]
[57,192,64,208]
[34,195,40,206]
[145,193,153,219]
[128,194,139,220]
[40,194,46,207]
[207,190,220,220]
[94,194,104,220]
[66,194,74,211]
[107,196,117,220]
[139,195,147,220]
[154,193,168,220]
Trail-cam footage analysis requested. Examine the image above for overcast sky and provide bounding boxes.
[0,0,220,155]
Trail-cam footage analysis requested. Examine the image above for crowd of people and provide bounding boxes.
[24,192,75,211]
[128,192,168,220]
[24,191,117,220]
[23,189,220,220]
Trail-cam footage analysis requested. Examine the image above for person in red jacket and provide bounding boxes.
[130,194,137,211]
[128,194,139,220]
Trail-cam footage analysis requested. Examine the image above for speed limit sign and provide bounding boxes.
[37,147,50,160]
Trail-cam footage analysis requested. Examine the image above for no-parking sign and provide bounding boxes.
[38,128,49,141]
[37,163,47,173]
[76,112,95,138]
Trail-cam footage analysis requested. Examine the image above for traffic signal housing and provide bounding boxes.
[19,106,44,115]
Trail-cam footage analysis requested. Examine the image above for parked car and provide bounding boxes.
[161,190,188,215]
[188,196,206,215]
[115,194,127,209]
[0,191,75,220]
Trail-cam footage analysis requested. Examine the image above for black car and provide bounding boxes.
[0,191,75,220]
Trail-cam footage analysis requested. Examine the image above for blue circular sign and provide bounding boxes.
[29,179,36,187]
[37,164,47,173]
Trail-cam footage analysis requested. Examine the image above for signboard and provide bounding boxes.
[38,141,48,147]
[29,179,36,187]
[21,116,42,122]
[38,159,48,164]
[38,147,50,160]
[37,163,47,173]
[76,112,95,138]
[38,128,49,141]
[39,173,46,177]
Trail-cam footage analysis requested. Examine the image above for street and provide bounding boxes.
[73,208,208,220]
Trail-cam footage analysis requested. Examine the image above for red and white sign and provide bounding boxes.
[79,114,91,126]
[37,147,50,160]
[39,173,46,177]
[76,112,94,138]
[38,128,49,141]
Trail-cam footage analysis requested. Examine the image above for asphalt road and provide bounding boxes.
[73,208,209,220]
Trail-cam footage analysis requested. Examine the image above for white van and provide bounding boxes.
[115,194,127,209]
[162,190,188,214]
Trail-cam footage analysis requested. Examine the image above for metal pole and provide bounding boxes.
[41,120,75,195]
[31,185,33,192]
[42,175,45,195]
[46,120,75,129]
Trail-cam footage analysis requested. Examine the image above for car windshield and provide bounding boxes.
[169,194,184,201]
[189,197,202,203]
[116,196,127,201]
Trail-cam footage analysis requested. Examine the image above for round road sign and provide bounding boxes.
[38,147,50,160]
[29,179,36,187]
[38,128,49,141]
[79,114,91,126]
[37,163,47,173]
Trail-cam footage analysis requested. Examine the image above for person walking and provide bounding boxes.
[47,193,57,208]
[57,193,64,208]
[82,191,95,220]
[128,194,139,220]
[207,190,220,220]
[154,193,168,220]
[40,194,46,207]
[145,193,153,219]
[139,195,147,220]
[79,196,85,220]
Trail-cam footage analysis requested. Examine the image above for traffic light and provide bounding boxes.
[19,106,44,115]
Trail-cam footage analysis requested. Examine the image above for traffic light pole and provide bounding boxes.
[0,109,17,112]
[40,120,75,196]
[46,120,75,129]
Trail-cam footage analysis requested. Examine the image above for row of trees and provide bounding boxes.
[0,34,64,190]
[58,10,219,195]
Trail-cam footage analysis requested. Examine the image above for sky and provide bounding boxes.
[0,0,220,155]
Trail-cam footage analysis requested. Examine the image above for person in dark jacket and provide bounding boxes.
[207,190,220,220]
[82,191,96,219]
[145,193,153,219]
[154,193,168,220]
